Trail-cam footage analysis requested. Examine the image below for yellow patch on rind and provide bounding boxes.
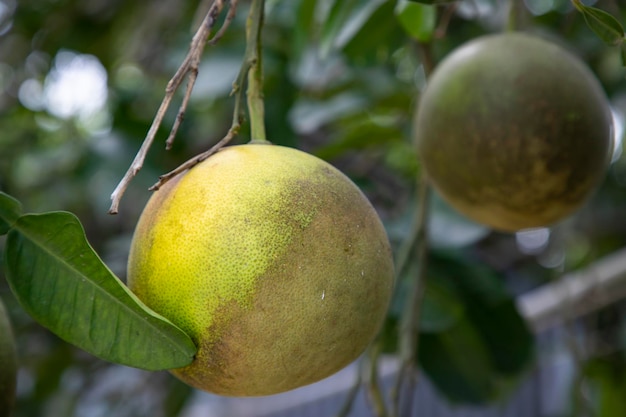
[127,144,395,396]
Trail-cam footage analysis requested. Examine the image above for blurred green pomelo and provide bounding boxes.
[0,298,17,417]
[127,143,394,396]
[414,33,613,232]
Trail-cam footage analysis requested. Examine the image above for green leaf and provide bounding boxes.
[310,0,406,62]
[429,252,534,375]
[420,279,465,332]
[395,0,436,42]
[339,0,403,60]
[419,318,498,404]
[3,211,196,371]
[380,259,466,353]
[0,192,23,236]
[429,251,509,304]
[319,0,361,57]
[314,118,404,160]
[389,261,465,333]
[578,5,625,46]
[292,0,318,61]
[418,251,534,403]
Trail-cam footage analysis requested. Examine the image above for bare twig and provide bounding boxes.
[149,127,240,190]
[165,0,239,150]
[334,358,365,417]
[210,1,239,45]
[150,0,266,190]
[165,67,198,151]
[108,0,237,214]
[367,340,388,417]
[434,3,458,39]
[390,174,431,417]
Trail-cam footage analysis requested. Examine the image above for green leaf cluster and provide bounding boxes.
[395,0,436,43]
[384,250,534,404]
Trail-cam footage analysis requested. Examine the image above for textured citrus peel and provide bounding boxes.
[414,33,612,231]
[128,144,394,396]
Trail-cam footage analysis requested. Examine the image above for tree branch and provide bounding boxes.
[389,41,436,417]
[518,246,626,332]
[149,0,268,190]
[367,340,388,417]
[334,357,365,417]
[149,126,240,191]
[108,0,238,214]
[390,173,431,417]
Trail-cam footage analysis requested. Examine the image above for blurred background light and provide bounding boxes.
[42,51,108,121]
[516,227,551,255]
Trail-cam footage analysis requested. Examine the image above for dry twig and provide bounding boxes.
[367,341,388,417]
[435,3,459,39]
[150,0,267,190]
[108,0,238,214]
[149,124,239,190]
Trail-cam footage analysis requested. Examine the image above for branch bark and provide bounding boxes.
[518,246,626,332]
[108,0,238,214]
[149,0,267,191]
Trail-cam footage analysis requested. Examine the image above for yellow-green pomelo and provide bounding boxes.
[414,33,613,232]
[127,143,394,396]
[0,298,17,417]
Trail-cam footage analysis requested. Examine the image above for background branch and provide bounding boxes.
[389,41,436,417]
[390,173,431,417]
[518,246,626,332]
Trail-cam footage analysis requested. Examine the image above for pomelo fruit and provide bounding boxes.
[127,143,394,396]
[414,33,613,232]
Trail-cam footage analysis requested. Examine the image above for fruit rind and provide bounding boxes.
[414,33,613,231]
[128,144,394,396]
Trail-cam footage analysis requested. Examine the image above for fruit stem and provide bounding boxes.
[367,340,388,417]
[245,0,269,143]
[506,0,525,32]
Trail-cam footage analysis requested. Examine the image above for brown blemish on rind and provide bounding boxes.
[414,33,612,231]
[173,158,393,396]
[128,145,394,396]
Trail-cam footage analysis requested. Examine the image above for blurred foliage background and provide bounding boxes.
[1,0,626,416]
